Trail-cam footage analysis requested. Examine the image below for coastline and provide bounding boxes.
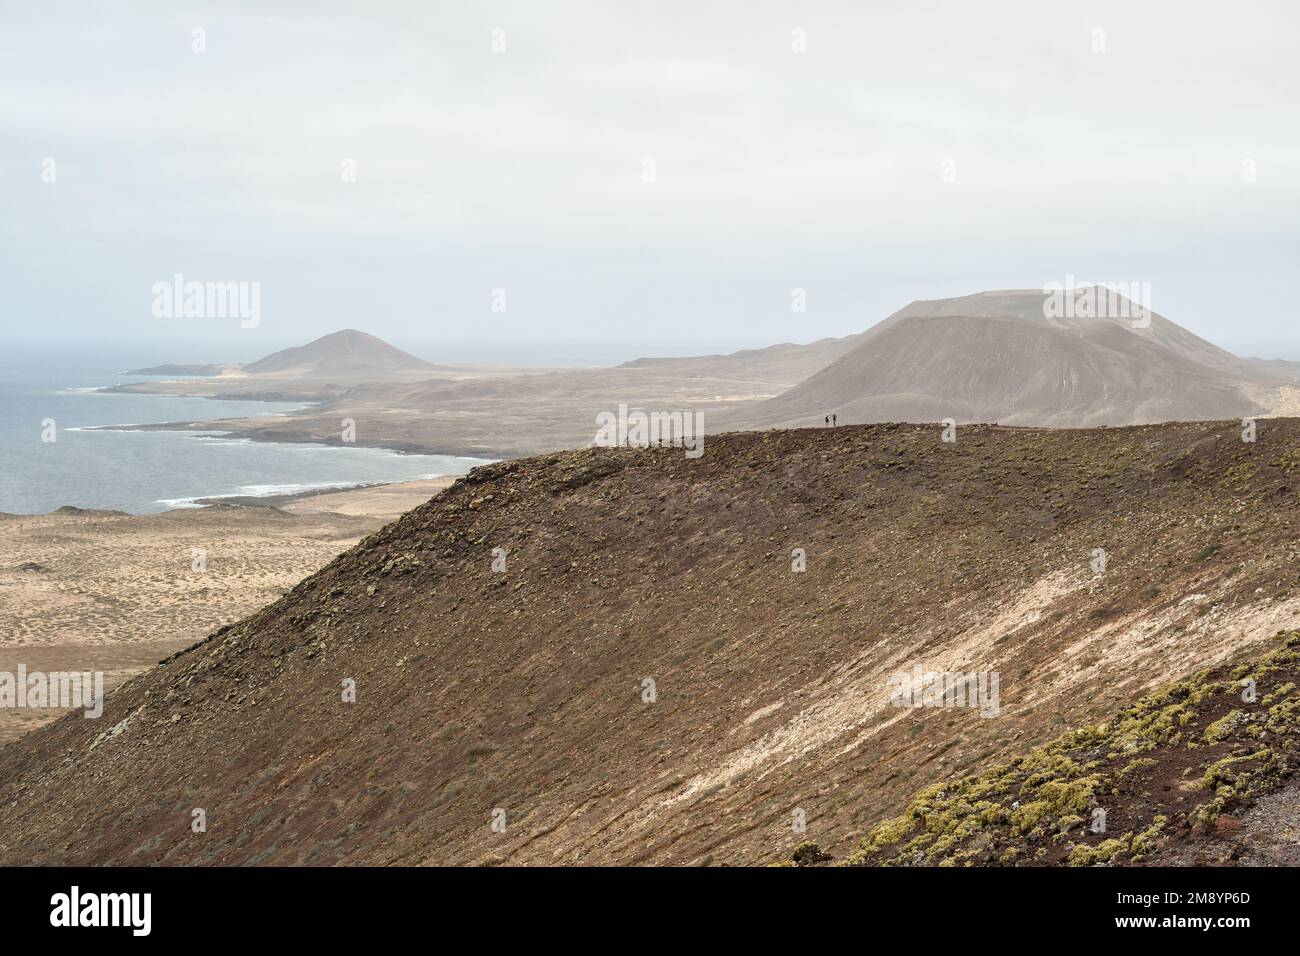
[0,366,492,738]
[86,416,523,461]
[188,475,460,515]
[38,382,495,515]
[14,469,470,519]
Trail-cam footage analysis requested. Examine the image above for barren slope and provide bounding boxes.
[2,420,1300,865]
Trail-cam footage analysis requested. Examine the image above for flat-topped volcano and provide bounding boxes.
[732,290,1300,429]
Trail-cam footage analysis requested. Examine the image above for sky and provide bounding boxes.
[2,0,1299,364]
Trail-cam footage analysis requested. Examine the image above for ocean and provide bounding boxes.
[0,346,485,515]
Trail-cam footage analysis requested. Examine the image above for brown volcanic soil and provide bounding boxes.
[2,420,1300,865]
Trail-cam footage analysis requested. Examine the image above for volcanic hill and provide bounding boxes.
[730,290,1300,430]
[242,329,439,376]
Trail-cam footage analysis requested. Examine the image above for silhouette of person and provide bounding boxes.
[832,413,837,427]
[824,414,830,426]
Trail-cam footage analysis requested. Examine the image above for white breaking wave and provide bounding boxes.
[153,472,460,510]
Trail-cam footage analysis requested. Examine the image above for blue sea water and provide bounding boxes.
[0,346,485,515]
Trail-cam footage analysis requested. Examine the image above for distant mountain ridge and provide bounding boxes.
[618,334,866,386]
[124,363,231,377]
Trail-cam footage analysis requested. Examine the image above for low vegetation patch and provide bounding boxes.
[791,632,1300,867]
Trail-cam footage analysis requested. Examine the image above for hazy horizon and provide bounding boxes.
[4,1,1299,362]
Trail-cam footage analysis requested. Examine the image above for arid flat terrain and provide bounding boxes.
[107,339,850,459]
[2,420,1299,865]
[0,480,450,744]
[107,294,1300,461]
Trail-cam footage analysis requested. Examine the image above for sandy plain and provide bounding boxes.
[0,478,452,743]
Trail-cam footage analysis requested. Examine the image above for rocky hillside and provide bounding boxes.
[2,420,1300,865]
[823,632,1300,867]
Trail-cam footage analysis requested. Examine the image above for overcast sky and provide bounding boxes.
[3,1,1298,363]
